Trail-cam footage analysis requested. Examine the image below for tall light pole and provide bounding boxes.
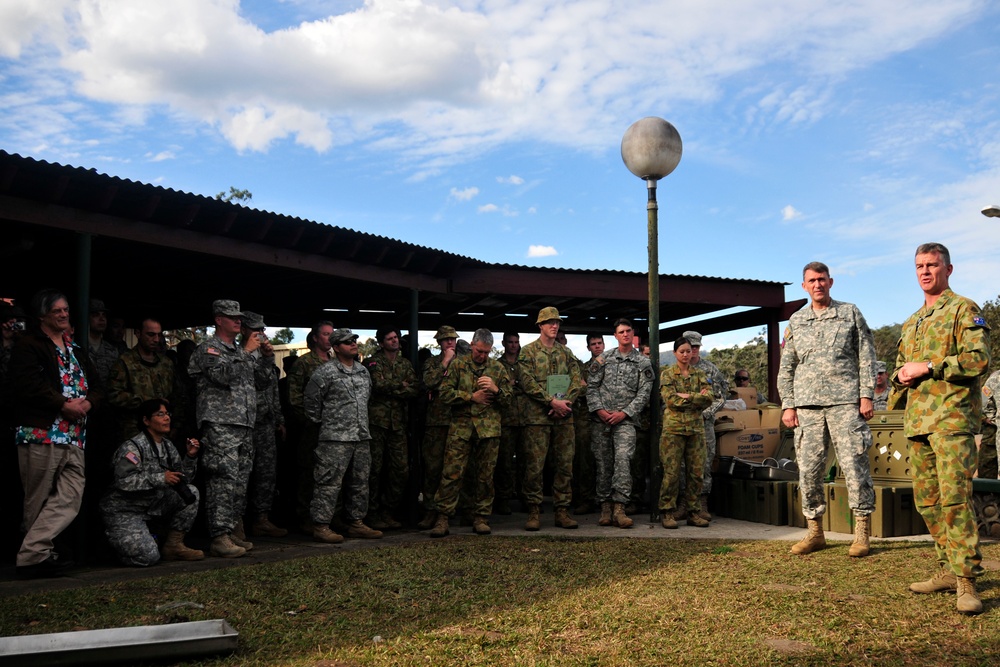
[621,117,682,522]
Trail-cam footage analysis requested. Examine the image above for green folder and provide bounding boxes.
[547,374,570,399]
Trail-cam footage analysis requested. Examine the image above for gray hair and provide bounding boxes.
[915,242,950,266]
[471,328,494,347]
[28,288,67,332]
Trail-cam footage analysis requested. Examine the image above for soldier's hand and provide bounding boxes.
[165,470,183,485]
[244,332,261,353]
[781,408,799,429]
[442,348,456,365]
[550,399,572,417]
[472,389,492,405]
[898,361,931,386]
[859,397,874,420]
[185,438,201,457]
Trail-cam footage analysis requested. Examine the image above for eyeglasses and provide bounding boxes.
[736,376,750,382]
[152,411,171,418]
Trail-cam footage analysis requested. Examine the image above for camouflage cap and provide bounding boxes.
[241,311,266,330]
[434,325,458,341]
[682,330,703,346]
[213,299,242,317]
[536,306,561,324]
[89,298,108,313]
[330,328,359,345]
[875,361,887,373]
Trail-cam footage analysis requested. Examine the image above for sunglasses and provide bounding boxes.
[736,376,750,381]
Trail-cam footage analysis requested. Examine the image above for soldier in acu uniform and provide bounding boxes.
[978,369,1000,479]
[895,243,991,614]
[872,361,891,411]
[778,261,877,558]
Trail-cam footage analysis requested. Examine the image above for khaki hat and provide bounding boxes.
[241,311,266,329]
[536,306,561,324]
[331,328,359,345]
[213,299,242,317]
[682,330,703,346]
[434,325,458,341]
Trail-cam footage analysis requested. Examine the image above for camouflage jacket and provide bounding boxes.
[287,351,330,420]
[498,356,524,427]
[983,370,1000,424]
[693,357,728,420]
[303,357,371,442]
[573,357,597,420]
[423,353,454,427]
[892,289,990,436]
[365,349,418,430]
[107,347,175,440]
[89,337,121,385]
[778,299,877,409]
[517,339,583,425]
[587,347,653,421]
[187,335,275,429]
[439,354,511,439]
[660,365,713,435]
[253,354,283,427]
[101,431,197,512]
[872,387,891,412]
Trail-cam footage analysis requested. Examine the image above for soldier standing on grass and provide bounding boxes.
[978,369,1000,479]
[894,243,990,615]
[778,261,877,558]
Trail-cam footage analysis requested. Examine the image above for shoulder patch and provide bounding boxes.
[206,347,220,356]
[974,316,986,327]
[125,451,140,466]
[643,368,652,379]
[985,385,993,397]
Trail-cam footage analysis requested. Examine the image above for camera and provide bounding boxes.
[170,471,197,505]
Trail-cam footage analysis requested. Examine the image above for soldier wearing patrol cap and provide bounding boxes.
[416,325,460,529]
[187,299,276,558]
[516,307,584,530]
[980,369,1000,480]
[872,361,890,411]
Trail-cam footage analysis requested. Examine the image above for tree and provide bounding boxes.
[705,330,769,399]
[981,295,1000,373]
[871,323,902,370]
[215,187,253,203]
[269,327,295,345]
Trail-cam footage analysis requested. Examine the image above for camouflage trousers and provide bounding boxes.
[248,418,279,516]
[910,432,984,579]
[295,421,319,523]
[435,429,500,517]
[591,420,635,504]
[630,427,649,506]
[659,430,704,513]
[494,425,521,503]
[794,405,875,519]
[978,421,998,479]
[311,439,371,524]
[421,426,449,512]
[678,418,717,497]
[368,425,408,516]
[201,423,254,537]
[521,423,575,508]
[102,487,200,567]
[573,413,596,504]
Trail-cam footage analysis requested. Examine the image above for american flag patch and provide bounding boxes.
[206,347,221,356]
[125,451,140,466]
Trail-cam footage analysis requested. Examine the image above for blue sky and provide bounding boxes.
[2,0,999,358]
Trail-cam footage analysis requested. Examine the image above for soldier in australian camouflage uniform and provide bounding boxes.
[588,318,652,529]
[107,317,175,442]
[894,243,991,614]
[187,299,276,558]
[303,328,382,543]
[86,299,121,384]
[683,330,729,521]
[778,261,877,558]
[571,334,603,515]
[101,398,203,566]
[417,325,459,529]
[429,329,511,537]
[365,327,419,528]
[517,307,583,531]
[495,332,523,514]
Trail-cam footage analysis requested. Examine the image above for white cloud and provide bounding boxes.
[497,174,524,185]
[782,205,802,221]
[527,244,558,257]
[449,186,479,201]
[478,203,498,213]
[146,150,175,162]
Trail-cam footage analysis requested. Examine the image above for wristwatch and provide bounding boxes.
[926,361,934,376]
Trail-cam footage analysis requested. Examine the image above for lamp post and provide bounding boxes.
[982,205,1000,218]
[621,117,682,522]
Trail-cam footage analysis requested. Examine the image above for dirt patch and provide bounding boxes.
[763,638,812,654]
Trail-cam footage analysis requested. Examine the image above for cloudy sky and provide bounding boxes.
[2,0,998,354]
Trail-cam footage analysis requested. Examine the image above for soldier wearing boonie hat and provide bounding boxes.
[417,325,461,529]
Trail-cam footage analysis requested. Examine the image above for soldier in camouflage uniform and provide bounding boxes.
[495,332,524,514]
[107,318,175,443]
[894,243,990,614]
[872,361,891,411]
[429,329,512,537]
[977,369,1000,479]
[287,322,335,531]
[239,312,288,539]
[303,328,382,543]
[588,318,653,529]
[417,325,459,529]
[365,327,419,529]
[187,300,276,558]
[571,334,603,515]
[101,399,204,566]
[517,307,583,530]
[778,261,877,558]
[659,337,714,528]
[683,330,729,522]
[87,299,121,384]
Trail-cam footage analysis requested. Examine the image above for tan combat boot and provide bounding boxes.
[230,520,254,551]
[956,577,983,615]
[909,567,958,593]
[612,503,634,529]
[661,513,678,529]
[697,495,712,522]
[381,511,403,530]
[848,514,870,558]
[313,524,345,544]
[598,502,613,527]
[687,510,709,528]
[472,516,491,535]
[429,513,450,538]
[790,518,826,555]
[348,520,383,539]
[253,514,288,538]
[525,505,541,531]
[417,509,437,530]
[161,530,204,561]
[209,534,246,559]
[554,506,579,529]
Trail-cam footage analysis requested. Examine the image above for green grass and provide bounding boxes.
[2,537,999,666]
